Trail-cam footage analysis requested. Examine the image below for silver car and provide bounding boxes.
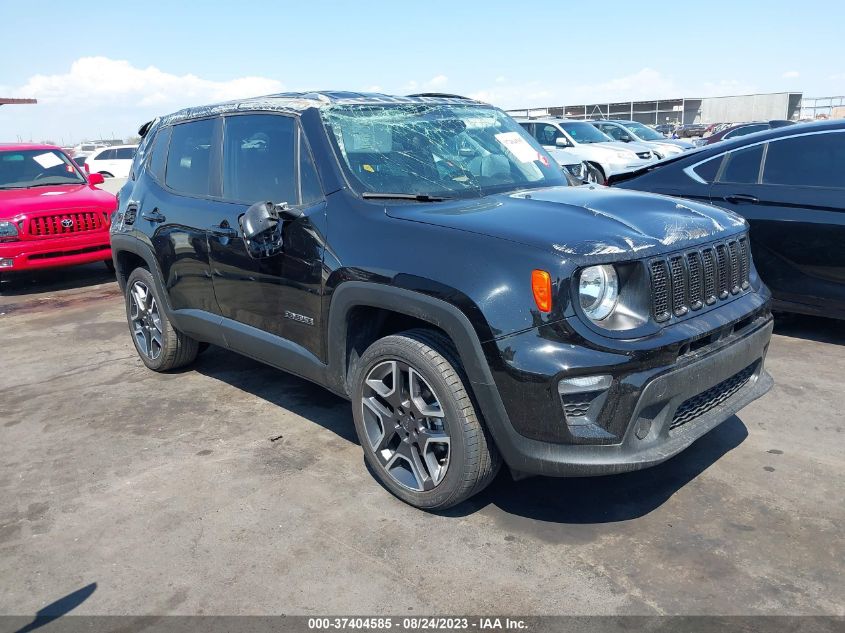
[592,120,695,158]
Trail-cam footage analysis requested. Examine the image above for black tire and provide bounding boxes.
[99,172,114,178]
[104,259,115,273]
[586,163,606,185]
[351,329,500,510]
[124,267,199,371]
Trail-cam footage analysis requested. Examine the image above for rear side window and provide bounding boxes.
[763,132,845,189]
[692,156,722,183]
[147,127,172,182]
[97,149,115,160]
[724,124,768,140]
[719,145,763,184]
[115,147,136,160]
[166,119,215,197]
[222,114,297,204]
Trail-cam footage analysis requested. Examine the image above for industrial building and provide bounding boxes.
[507,92,804,125]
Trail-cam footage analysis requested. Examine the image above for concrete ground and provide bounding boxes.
[0,266,843,616]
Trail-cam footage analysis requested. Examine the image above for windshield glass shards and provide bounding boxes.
[321,103,567,200]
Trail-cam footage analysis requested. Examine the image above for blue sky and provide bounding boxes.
[1,0,843,143]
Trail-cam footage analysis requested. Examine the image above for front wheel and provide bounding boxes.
[124,267,199,371]
[352,329,500,510]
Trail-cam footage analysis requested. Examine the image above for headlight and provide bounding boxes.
[579,265,619,321]
[0,221,20,242]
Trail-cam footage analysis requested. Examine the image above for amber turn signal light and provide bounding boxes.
[531,269,552,313]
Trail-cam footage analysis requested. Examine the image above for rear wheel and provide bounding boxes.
[352,329,500,509]
[99,171,114,178]
[124,267,199,371]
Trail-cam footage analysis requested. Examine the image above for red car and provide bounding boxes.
[0,144,117,284]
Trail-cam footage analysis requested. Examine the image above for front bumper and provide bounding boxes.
[604,157,653,177]
[0,233,111,272]
[482,308,773,477]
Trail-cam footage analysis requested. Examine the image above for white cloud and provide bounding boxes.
[782,70,800,79]
[427,74,448,88]
[1,57,284,143]
[829,72,845,81]
[15,57,283,108]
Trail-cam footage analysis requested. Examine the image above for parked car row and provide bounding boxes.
[694,120,794,147]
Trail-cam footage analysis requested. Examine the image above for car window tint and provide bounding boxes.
[719,144,763,184]
[148,127,172,182]
[165,119,214,196]
[693,156,722,183]
[601,124,625,140]
[298,132,323,206]
[763,132,845,188]
[223,114,296,204]
[116,147,135,159]
[99,149,115,160]
[725,124,768,139]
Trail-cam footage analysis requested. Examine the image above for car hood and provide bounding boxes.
[0,183,116,218]
[584,141,651,157]
[385,185,746,263]
[659,138,695,150]
[546,147,582,165]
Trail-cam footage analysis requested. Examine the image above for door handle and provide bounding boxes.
[210,223,239,238]
[724,194,759,204]
[141,208,166,223]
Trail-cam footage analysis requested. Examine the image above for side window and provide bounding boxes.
[718,144,763,184]
[298,133,323,206]
[601,124,624,141]
[692,155,723,183]
[165,119,214,197]
[222,114,296,204]
[536,124,562,145]
[763,133,845,188]
[724,124,768,140]
[98,149,115,160]
[147,127,172,182]
[116,147,136,160]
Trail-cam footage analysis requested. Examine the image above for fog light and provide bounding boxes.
[0,258,13,269]
[558,374,612,394]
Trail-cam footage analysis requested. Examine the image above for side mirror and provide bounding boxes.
[239,201,303,258]
[555,137,570,148]
[88,173,105,186]
[619,134,631,142]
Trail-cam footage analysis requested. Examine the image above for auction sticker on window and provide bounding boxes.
[494,132,539,163]
[32,152,65,169]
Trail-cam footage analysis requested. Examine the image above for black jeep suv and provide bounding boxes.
[111,92,774,509]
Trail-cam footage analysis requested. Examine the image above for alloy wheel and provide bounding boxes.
[128,280,163,360]
[361,360,451,492]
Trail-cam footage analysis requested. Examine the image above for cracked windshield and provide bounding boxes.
[322,103,566,199]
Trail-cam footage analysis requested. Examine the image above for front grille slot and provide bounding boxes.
[650,234,751,323]
[686,252,703,309]
[738,237,750,289]
[669,256,687,316]
[28,211,105,237]
[715,244,729,298]
[671,363,756,430]
[728,241,741,293]
[561,393,597,419]
[650,260,670,322]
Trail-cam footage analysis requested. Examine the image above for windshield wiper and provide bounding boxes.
[362,192,452,202]
[27,181,81,188]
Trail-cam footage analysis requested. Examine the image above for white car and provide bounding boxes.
[517,118,655,183]
[84,145,137,178]
[591,120,695,158]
